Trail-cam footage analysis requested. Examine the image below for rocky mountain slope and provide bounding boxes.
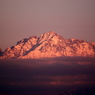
[0,48,2,56]
[0,31,95,59]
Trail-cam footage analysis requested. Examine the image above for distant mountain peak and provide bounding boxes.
[38,31,60,44]
[44,31,58,35]
[39,31,59,39]
[0,31,95,59]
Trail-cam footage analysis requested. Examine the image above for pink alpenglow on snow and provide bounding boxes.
[0,31,95,59]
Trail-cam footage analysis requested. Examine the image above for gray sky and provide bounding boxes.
[0,0,95,50]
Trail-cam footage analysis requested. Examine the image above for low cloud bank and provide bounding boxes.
[0,57,95,95]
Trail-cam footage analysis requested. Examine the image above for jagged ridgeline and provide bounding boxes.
[0,31,95,59]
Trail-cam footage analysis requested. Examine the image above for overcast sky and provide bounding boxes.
[0,0,95,50]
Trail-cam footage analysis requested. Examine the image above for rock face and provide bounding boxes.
[0,48,3,56]
[0,31,95,59]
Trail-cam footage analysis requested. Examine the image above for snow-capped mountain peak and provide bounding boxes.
[0,31,95,59]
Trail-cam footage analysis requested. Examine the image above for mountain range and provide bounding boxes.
[0,31,95,59]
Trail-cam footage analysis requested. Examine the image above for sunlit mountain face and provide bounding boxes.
[0,31,95,59]
[0,31,95,95]
[0,57,95,95]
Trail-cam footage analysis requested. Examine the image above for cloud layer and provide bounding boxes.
[0,57,95,95]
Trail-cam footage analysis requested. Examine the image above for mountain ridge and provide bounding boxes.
[0,31,95,59]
